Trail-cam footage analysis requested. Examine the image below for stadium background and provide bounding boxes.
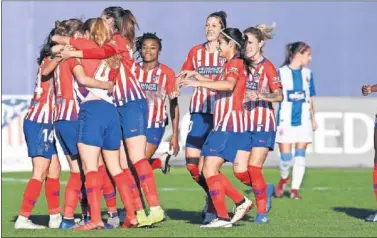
[3,1,377,171]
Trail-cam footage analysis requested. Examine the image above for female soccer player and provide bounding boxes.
[55,17,143,230]
[180,11,227,224]
[55,7,164,225]
[52,19,121,229]
[179,28,250,228]
[134,32,180,173]
[232,24,283,224]
[274,42,317,200]
[15,28,62,229]
[361,84,377,222]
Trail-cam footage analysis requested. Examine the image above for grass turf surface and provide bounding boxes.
[2,168,377,237]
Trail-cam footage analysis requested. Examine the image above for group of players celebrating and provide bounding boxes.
[16,5,375,231]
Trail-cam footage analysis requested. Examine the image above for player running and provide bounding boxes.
[179,28,250,228]
[274,42,317,200]
[134,33,180,173]
[179,11,227,224]
[233,24,283,224]
[15,27,62,229]
[361,84,377,222]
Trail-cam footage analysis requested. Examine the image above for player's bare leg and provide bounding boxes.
[15,157,51,229]
[276,143,293,198]
[290,142,309,200]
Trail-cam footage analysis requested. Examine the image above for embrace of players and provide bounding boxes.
[20,6,373,231]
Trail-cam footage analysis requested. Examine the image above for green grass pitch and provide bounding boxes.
[2,168,377,237]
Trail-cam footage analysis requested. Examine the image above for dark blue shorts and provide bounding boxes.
[23,119,56,159]
[239,131,276,151]
[117,99,148,139]
[78,100,121,150]
[185,113,213,150]
[146,127,165,146]
[55,120,79,156]
[201,130,244,163]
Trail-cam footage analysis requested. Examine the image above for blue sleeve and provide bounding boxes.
[309,72,316,97]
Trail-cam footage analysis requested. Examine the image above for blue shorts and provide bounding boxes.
[55,120,79,156]
[201,130,244,163]
[117,99,148,139]
[78,100,121,150]
[186,113,213,150]
[146,127,165,146]
[239,131,276,151]
[23,119,56,159]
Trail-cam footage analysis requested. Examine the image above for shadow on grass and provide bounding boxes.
[332,207,375,220]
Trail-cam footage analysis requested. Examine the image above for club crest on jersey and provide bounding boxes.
[140,82,158,92]
[287,90,306,102]
[219,57,226,65]
[152,74,160,82]
[198,66,223,75]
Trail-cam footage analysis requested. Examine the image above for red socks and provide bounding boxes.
[134,159,160,207]
[123,168,144,211]
[45,177,61,215]
[186,163,200,182]
[149,158,162,170]
[85,171,102,223]
[113,172,136,221]
[234,171,252,186]
[63,173,82,218]
[248,165,267,214]
[206,175,229,220]
[218,173,244,204]
[98,165,117,213]
[19,179,43,218]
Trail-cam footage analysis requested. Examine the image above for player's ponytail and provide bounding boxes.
[281,41,311,67]
[256,22,276,40]
[243,22,276,54]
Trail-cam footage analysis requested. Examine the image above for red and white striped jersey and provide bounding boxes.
[243,58,282,132]
[182,43,225,114]
[70,35,146,107]
[135,62,175,128]
[213,57,247,132]
[53,58,81,121]
[25,58,55,124]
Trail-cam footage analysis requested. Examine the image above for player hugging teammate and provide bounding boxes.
[17,5,355,231]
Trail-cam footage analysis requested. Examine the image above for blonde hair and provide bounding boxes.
[82,18,120,69]
[255,22,276,40]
